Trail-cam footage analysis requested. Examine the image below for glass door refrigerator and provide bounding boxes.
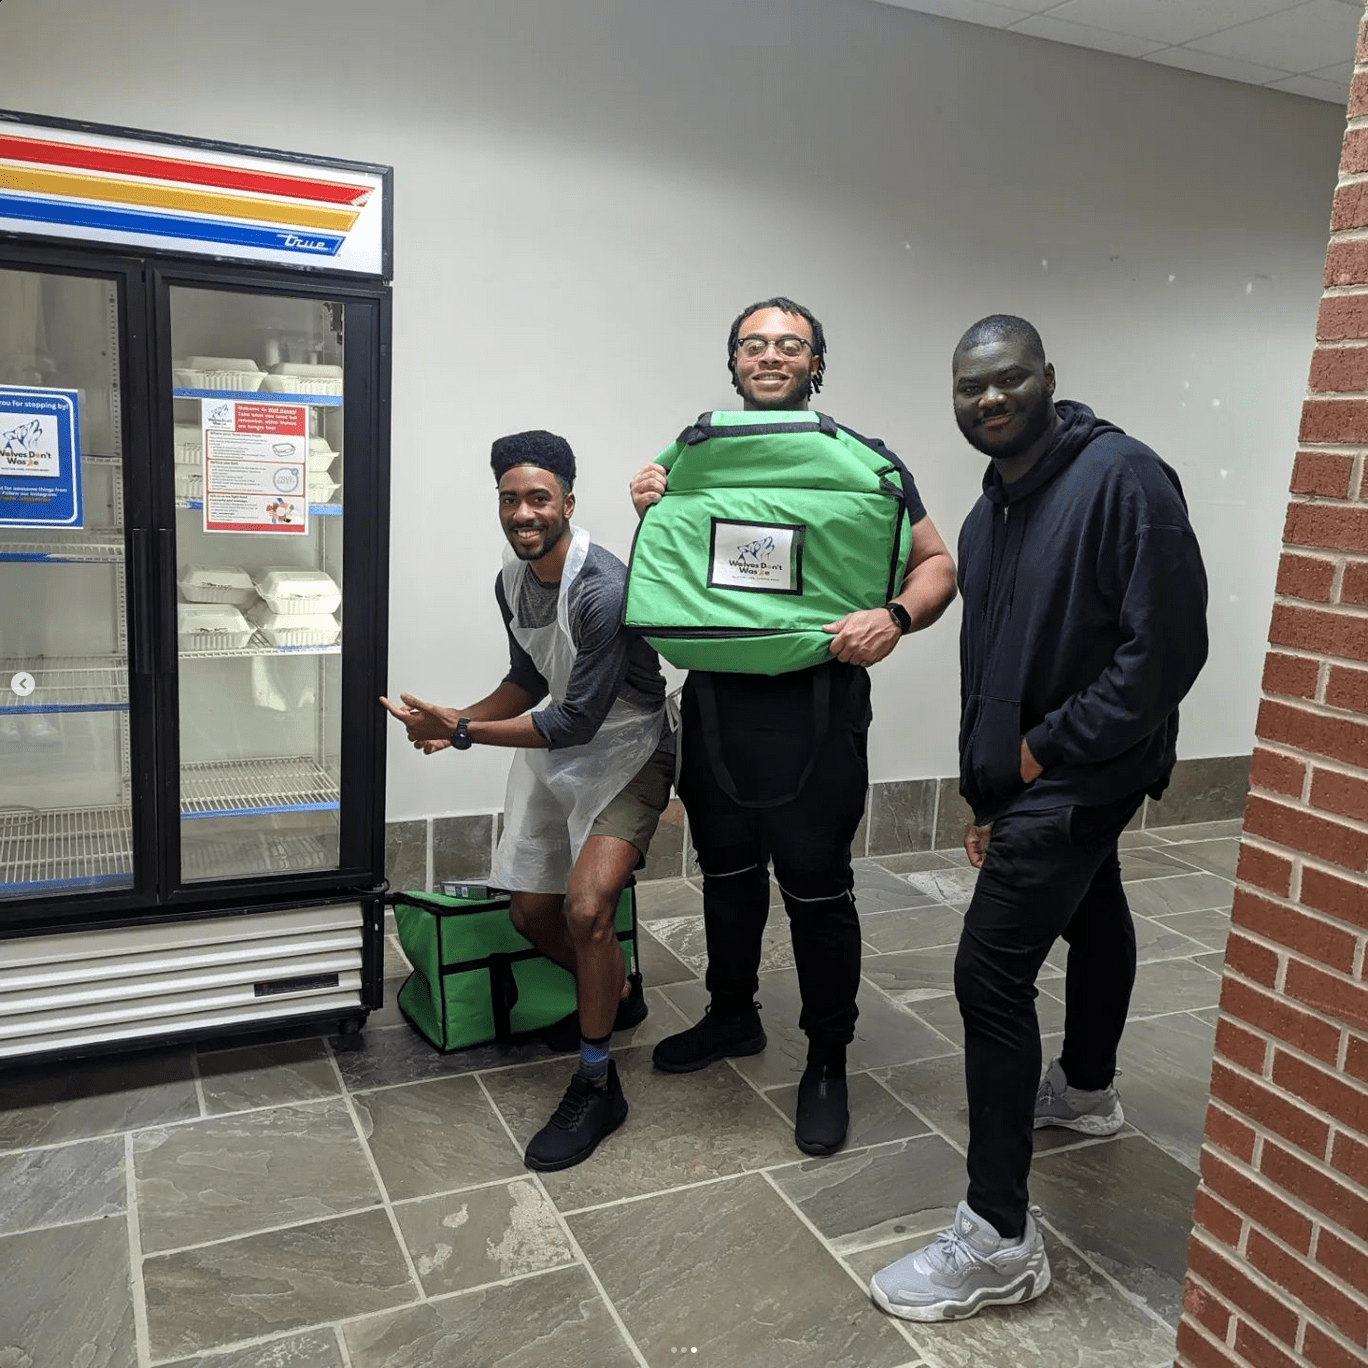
[0,110,392,1063]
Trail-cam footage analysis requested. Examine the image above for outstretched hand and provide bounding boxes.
[822,607,902,666]
[379,693,458,750]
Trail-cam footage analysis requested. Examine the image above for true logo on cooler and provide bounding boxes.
[280,233,331,252]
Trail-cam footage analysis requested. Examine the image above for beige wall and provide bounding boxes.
[0,0,1346,819]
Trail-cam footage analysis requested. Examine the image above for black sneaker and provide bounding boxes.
[523,1061,629,1172]
[542,974,649,1053]
[795,1060,848,1155]
[652,1003,766,1073]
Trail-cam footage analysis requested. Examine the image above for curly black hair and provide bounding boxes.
[490,429,575,493]
[952,314,1046,371]
[726,295,827,396]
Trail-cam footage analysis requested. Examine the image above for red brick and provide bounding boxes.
[1277,552,1336,602]
[1235,843,1294,895]
[1247,1228,1365,1344]
[1292,449,1356,495]
[1223,930,1281,987]
[1267,605,1368,666]
[1206,1102,1258,1164]
[1283,502,1368,553]
[1316,299,1368,345]
[1260,1140,1368,1249]
[1332,1130,1368,1186]
[1327,241,1368,290]
[1272,1049,1368,1133]
[1192,1185,1244,1249]
[1201,1152,1313,1253]
[1243,793,1368,873]
[1176,1318,1241,1368]
[1186,1237,1301,1347]
[1234,1319,1300,1368]
[1286,957,1368,1035]
[1346,1033,1368,1085]
[1341,560,1368,606]
[1221,976,1343,1065]
[1310,766,1368,824]
[1215,1016,1268,1074]
[1300,864,1368,932]
[1257,700,1368,765]
[1210,1059,1332,1157]
[1183,1279,1233,1341]
[1325,664,1368,714]
[1351,70,1368,119]
[1232,888,1357,973]
[1304,1320,1368,1368]
[1309,347,1368,393]
[1331,182,1368,232]
[1261,654,1320,702]
[1317,1226,1368,1297]
[1248,748,1306,800]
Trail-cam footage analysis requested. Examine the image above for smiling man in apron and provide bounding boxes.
[382,429,671,1171]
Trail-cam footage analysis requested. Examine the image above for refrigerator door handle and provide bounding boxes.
[131,528,153,676]
[158,528,178,676]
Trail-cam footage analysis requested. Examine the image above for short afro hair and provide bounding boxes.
[727,295,827,396]
[490,429,575,492]
[952,314,1046,371]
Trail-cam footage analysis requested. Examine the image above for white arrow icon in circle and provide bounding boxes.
[10,672,35,698]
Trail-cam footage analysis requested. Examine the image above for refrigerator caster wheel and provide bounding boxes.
[337,1016,364,1036]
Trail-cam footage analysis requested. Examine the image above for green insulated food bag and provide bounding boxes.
[624,410,914,674]
[393,885,639,1051]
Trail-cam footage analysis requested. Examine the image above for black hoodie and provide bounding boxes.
[957,400,1209,824]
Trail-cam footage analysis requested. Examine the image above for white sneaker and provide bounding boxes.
[1034,1057,1124,1135]
[869,1201,1051,1321]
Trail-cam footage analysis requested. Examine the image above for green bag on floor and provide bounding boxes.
[392,884,639,1052]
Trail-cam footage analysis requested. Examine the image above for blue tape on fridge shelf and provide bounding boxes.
[0,386,83,529]
[0,192,346,257]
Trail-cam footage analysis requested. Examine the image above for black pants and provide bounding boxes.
[677,664,869,1062]
[955,793,1144,1238]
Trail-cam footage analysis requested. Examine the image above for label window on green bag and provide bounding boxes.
[708,519,806,595]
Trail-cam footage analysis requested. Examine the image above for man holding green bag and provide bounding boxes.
[627,298,956,1154]
[383,430,673,1172]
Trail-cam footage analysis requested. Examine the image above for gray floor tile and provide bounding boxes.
[637,921,705,986]
[196,1039,340,1115]
[0,1046,199,1151]
[1116,1014,1218,1170]
[352,1073,525,1201]
[1194,951,1226,974]
[863,944,960,1004]
[482,1045,796,1209]
[392,1177,574,1296]
[1146,819,1243,842]
[1119,848,1205,880]
[1128,958,1224,1017]
[161,1329,346,1367]
[0,1135,125,1235]
[1118,830,1169,848]
[1158,838,1238,879]
[903,867,981,904]
[366,974,413,1030]
[848,1239,1178,1367]
[0,1217,137,1367]
[645,912,793,975]
[1129,914,1209,964]
[330,1023,554,1090]
[861,902,965,953]
[342,1265,635,1367]
[770,1133,966,1250]
[764,1071,932,1152]
[1148,908,1231,951]
[133,1099,380,1254]
[1031,1134,1199,1326]
[143,1209,416,1360]
[1123,873,1234,918]
[871,848,970,872]
[875,1054,972,1151]
[570,1172,913,1367]
[634,876,703,922]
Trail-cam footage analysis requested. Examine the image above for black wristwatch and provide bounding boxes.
[450,718,473,750]
[884,602,912,635]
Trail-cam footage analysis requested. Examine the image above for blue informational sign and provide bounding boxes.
[0,386,83,529]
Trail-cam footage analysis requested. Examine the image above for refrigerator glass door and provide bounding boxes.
[170,287,345,883]
[0,266,134,900]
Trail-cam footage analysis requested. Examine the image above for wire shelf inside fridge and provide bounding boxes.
[180,756,340,819]
[0,805,134,896]
[182,829,337,882]
[0,531,124,563]
[179,630,341,659]
[0,656,129,714]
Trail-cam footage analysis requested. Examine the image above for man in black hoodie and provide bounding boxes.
[870,315,1208,1322]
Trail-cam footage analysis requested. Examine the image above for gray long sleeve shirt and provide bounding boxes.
[494,539,667,750]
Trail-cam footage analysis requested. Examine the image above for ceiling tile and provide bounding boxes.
[1145,45,1294,84]
[1186,1,1361,73]
[869,0,1034,28]
[1263,71,1353,102]
[1042,1,1296,47]
[1007,15,1168,59]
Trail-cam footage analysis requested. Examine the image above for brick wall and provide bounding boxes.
[1174,15,1368,1368]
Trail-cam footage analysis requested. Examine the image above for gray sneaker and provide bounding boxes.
[1033,1057,1124,1135]
[869,1201,1051,1321]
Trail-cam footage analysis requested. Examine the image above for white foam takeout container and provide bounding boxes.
[178,603,253,650]
[253,568,342,616]
[179,565,257,607]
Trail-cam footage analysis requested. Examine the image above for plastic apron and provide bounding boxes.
[488,526,664,894]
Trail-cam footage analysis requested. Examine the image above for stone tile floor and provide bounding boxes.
[0,819,1241,1367]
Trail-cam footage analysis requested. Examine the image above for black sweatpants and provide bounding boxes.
[677,663,870,1062]
[955,792,1144,1238]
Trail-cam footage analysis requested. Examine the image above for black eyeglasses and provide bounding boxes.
[735,334,813,360]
